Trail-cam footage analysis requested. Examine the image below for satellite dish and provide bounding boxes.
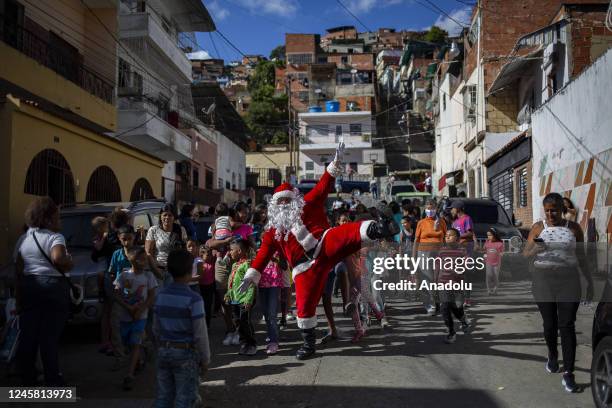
[448,42,460,59]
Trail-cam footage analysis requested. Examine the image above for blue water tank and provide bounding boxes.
[325,100,340,112]
[308,105,323,112]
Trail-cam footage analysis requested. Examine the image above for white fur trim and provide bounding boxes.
[292,259,315,279]
[271,189,296,201]
[360,220,375,243]
[326,161,343,178]
[244,268,261,286]
[297,315,318,329]
[291,222,319,252]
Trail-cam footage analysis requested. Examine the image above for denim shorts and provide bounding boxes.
[120,319,146,345]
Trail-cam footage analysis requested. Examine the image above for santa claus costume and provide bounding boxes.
[239,141,398,359]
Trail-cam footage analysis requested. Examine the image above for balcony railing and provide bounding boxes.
[1,17,114,104]
[246,168,282,188]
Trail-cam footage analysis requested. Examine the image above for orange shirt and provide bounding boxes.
[414,217,447,251]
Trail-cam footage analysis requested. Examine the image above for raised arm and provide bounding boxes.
[306,139,345,206]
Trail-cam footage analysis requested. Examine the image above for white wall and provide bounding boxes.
[531,48,612,240]
[215,131,246,191]
[162,161,176,203]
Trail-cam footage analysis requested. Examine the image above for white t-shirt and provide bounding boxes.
[14,228,67,277]
[114,269,158,321]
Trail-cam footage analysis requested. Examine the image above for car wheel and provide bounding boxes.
[592,336,612,407]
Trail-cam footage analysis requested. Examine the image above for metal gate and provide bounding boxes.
[490,170,513,215]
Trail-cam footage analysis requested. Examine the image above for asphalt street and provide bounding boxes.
[3,281,597,408]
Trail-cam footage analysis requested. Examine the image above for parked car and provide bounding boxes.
[394,191,432,206]
[439,197,527,278]
[339,180,370,196]
[0,199,166,325]
[384,181,417,203]
[591,285,612,408]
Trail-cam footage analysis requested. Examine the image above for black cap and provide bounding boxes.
[450,200,464,210]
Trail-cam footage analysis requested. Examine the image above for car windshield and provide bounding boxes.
[61,213,105,249]
[464,203,511,225]
[391,185,415,194]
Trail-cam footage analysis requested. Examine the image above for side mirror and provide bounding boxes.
[514,221,523,227]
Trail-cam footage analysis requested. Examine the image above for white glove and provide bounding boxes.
[327,138,345,177]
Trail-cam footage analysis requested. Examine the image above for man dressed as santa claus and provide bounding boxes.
[239,140,399,360]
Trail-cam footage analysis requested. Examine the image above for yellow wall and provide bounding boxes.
[0,40,116,131]
[246,151,291,170]
[0,99,164,264]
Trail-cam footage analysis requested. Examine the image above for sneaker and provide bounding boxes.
[245,345,257,356]
[461,320,471,334]
[222,332,234,346]
[444,333,456,344]
[463,299,472,308]
[380,317,391,329]
[561,372,579,393]
[238,344,248,355]
[351,328,366,343]
[286,312,296,321]
[231,331,241,346]
[122,376,134,391]
[426,306,436,316]
[266,342,279,355]
[279,317,287,329]
[320,331,339,344]
[546,358,560,374]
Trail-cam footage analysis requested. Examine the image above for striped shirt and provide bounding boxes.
[153,282,210,364]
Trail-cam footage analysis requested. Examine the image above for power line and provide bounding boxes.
[209,32,221,60]
[335,0,372,32]
[419,0,467,29]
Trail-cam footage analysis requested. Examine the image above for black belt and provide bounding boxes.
[292,247,317,268]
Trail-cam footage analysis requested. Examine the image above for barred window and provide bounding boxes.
[519,167,528,207]
[287,53,313,64]
[349,123,362,136]
[86,166,121,202]
[24,149,75,206]
[130,178,154,201]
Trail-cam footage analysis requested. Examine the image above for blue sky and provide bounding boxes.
[192,0,474,61]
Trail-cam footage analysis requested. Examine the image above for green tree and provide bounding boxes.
[269,45,285,61]
[424,25,448,43]
[245,60,288,144]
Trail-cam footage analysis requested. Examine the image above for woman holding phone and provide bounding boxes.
[523,192,593,393]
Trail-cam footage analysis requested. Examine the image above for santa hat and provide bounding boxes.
[272,182,296,202]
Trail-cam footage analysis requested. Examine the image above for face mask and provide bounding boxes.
[425,209,436,218]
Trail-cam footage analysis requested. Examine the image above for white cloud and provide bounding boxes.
[234,0,299,18]
[207,0,230,21]
[431,6,472,37]
[345,0,404,13]
[187,50,212,60]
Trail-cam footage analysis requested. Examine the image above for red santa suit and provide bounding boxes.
[244,170,375,329]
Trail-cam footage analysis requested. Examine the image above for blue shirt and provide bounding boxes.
[108,248,131,279]
[154,283,205,343]
[393,213,403,243]
[154,282,210,364]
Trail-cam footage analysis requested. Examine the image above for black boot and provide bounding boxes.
[296,328,316,360]
[366,205,400,240]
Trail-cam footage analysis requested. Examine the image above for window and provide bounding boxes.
[86,166,122,202]
[335,125,342,142]
[341,56,348,64]
[24,149,76,206]
[205,167,214,190]
[192,168,199,188]
[305,173,314,180]
[133,213,150,232]
[464,85,477,122]
[287,53,313,64]
[305,161,314,171]
[130,178,154,201]
[349,123,362,136]
[519,167,528,207]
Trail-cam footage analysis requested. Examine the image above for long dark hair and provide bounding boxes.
[158,203,177,225]
[488,227,502,242]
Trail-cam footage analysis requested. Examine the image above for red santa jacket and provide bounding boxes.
[250,171,334,276]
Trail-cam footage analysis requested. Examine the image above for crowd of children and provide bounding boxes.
[86,194,503,406]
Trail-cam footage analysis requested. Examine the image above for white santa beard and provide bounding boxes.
[266,193,305,241]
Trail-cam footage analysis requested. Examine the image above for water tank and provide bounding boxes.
[325,100,340,112]
[308,105,322,113]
